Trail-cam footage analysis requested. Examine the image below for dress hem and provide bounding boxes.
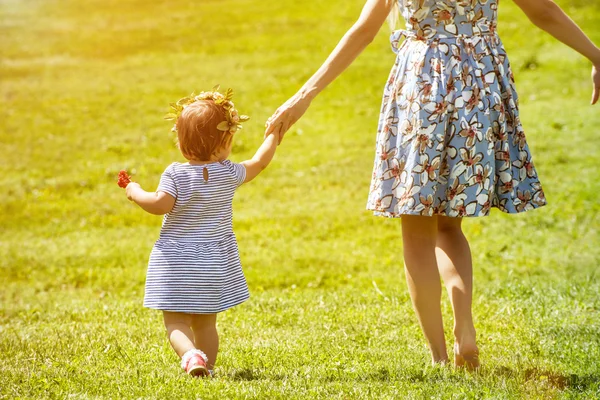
[143,296,249,314]
[366,201,547,218]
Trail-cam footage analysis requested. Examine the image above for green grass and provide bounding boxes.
[1,0,599,398]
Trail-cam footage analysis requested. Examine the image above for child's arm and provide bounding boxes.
[240,133,278,183]
[126,182,175,215]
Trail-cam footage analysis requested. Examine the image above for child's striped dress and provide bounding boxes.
[144,160,249,314]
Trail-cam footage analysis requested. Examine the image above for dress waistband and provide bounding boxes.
[155,234,235,245]
[390,29,497,53]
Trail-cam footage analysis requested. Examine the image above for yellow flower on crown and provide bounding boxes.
[164,85,250,134]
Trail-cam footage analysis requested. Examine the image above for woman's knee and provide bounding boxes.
[401,215,438,243]
[437,216,463,235]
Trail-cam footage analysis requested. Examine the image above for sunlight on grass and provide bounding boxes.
[1,0,599,398]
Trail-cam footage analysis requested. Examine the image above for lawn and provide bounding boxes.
[1,0,599,398]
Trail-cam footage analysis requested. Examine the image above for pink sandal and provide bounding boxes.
[181,349,210,377]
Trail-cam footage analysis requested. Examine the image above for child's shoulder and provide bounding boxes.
[167,160,234,170]
[220,159,236,168]
[221,159,244,172]
[164,160,243,184]
[158,162,177,177]
[221,159,246,186]
[163,161,187,172]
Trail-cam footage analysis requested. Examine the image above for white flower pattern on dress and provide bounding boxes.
[366,0,546,217]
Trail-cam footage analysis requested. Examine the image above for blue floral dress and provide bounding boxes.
[366,0,546,218]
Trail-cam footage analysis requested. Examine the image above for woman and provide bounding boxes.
[265,0,599,368]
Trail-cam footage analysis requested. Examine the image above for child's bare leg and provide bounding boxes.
[401,215,448,364]
[163,311,195,357]
[191,314,218,370]
[435,216,479,368]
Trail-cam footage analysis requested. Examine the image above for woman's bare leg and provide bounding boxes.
[401,215,448,364]
[191,314,219,370]
[435,216,479,369]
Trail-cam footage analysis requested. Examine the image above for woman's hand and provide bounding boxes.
[265,93,312,144]
[592,64,600,105]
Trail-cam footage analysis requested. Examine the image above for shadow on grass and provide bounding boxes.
[225,369,284,381]
[224,365,599,392]
[491,366,598,392]
[523,367,599,392]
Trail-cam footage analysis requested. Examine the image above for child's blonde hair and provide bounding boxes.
[176,100,234,161]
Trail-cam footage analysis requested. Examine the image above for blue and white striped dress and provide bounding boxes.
[143,160,249,314]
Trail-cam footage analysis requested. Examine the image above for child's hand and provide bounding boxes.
[126,182,141,201]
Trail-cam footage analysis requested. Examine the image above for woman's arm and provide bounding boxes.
[126,182,175,215]
[241,133,278,183]
[265,0,395,141]
[513,0,600,104]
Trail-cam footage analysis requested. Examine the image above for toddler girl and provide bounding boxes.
[123,87,278,377]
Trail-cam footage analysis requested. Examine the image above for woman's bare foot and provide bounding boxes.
[454,342,480,371]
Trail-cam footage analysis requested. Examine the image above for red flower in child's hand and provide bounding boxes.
[117,170,131,188]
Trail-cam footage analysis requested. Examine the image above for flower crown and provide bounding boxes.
[164,85,250,134]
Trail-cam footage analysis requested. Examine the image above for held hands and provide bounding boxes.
[264,92,312,144]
